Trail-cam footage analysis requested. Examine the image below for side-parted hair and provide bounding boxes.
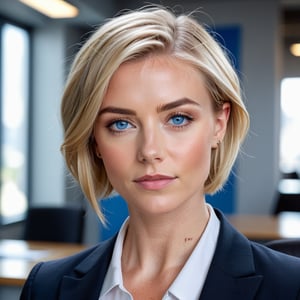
[61,6,249,222]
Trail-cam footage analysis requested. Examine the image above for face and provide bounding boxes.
[94,55,230,217]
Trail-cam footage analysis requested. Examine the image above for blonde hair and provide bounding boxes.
[61,7,249,222]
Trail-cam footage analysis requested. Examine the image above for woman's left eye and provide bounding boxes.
[168,114,192,126]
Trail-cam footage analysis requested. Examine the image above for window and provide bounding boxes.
[280,77,300,174]
[0,22,30,224]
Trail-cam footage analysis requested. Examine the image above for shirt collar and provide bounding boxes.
[100,217,129,297]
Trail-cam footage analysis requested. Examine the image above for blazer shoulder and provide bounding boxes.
[250,242,300,298]
[251,241,300,277]
[209,209,300,299]
[20,237,116,300]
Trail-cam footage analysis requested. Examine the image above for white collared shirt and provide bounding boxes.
[99,204,220,300]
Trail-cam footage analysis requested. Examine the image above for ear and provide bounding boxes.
[212,102,231,148]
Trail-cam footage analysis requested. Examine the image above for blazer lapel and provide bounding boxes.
[200,264,262,300]
[200,210,263,300]
[58,236,117,300]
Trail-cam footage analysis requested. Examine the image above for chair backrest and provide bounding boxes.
[23,206,85,243]
[273,179,300,215]
[266,238,300,258]
[273,193,300,215]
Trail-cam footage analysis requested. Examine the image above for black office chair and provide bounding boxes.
[281,171,299,180]
[273,192,300,215]
[273,179,300,215]
[266,239,300,258]
[23,206,86,243]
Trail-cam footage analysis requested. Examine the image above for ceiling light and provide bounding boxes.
[19,0,79,19]
[290,43,300,57]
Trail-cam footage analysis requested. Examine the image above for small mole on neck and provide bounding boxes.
[184,237,193,242]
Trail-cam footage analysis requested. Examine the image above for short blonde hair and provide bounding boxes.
[61,7,249,222]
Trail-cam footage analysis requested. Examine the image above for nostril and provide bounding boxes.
[137,148,163,163]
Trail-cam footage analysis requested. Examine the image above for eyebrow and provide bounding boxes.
[98,97,200,116]
[98,106,136,116]
[157,98,200,112]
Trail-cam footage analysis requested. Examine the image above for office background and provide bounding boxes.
[0,0,299,244]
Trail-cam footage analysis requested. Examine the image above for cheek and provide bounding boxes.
[174,131,212,178]
[183,140,211,168]
[99,145,132,182]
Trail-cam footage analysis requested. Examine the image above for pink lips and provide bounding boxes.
[133,174,176,190]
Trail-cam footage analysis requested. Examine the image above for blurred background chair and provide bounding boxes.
[23,206,85,243]
[273,179,300,215]
[266,238,300,258]
[274,192,300,215]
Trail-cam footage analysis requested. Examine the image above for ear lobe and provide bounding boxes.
[213,102,231,147]
[96,150,102,159]
[92,137,102,159]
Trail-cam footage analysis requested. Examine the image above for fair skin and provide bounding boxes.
[94,55,230,299]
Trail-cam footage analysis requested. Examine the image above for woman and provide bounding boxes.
[21,6,300,300]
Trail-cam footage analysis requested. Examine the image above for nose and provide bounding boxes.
[137,124,165,164]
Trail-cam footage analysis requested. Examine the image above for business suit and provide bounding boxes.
[20,209,300,300]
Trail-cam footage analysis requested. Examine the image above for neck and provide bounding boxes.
[122,201,210,273]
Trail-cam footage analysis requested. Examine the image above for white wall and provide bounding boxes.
[31,24,66,206]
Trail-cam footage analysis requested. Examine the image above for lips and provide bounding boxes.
[133,174,176,190]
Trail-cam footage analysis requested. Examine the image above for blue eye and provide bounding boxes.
[110,120,133,131]
[169,114,190,126]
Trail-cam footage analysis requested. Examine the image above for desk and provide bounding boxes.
[228,212,300,241]
[0,239,87,287]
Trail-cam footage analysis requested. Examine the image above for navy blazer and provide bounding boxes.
[20,209,300,300]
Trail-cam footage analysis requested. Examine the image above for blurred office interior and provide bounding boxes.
[0,0,299,244]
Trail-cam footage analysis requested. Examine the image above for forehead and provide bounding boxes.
[102,55,211,108]
[114,55,203,82]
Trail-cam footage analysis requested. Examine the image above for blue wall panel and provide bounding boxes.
[206,25,241,214]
